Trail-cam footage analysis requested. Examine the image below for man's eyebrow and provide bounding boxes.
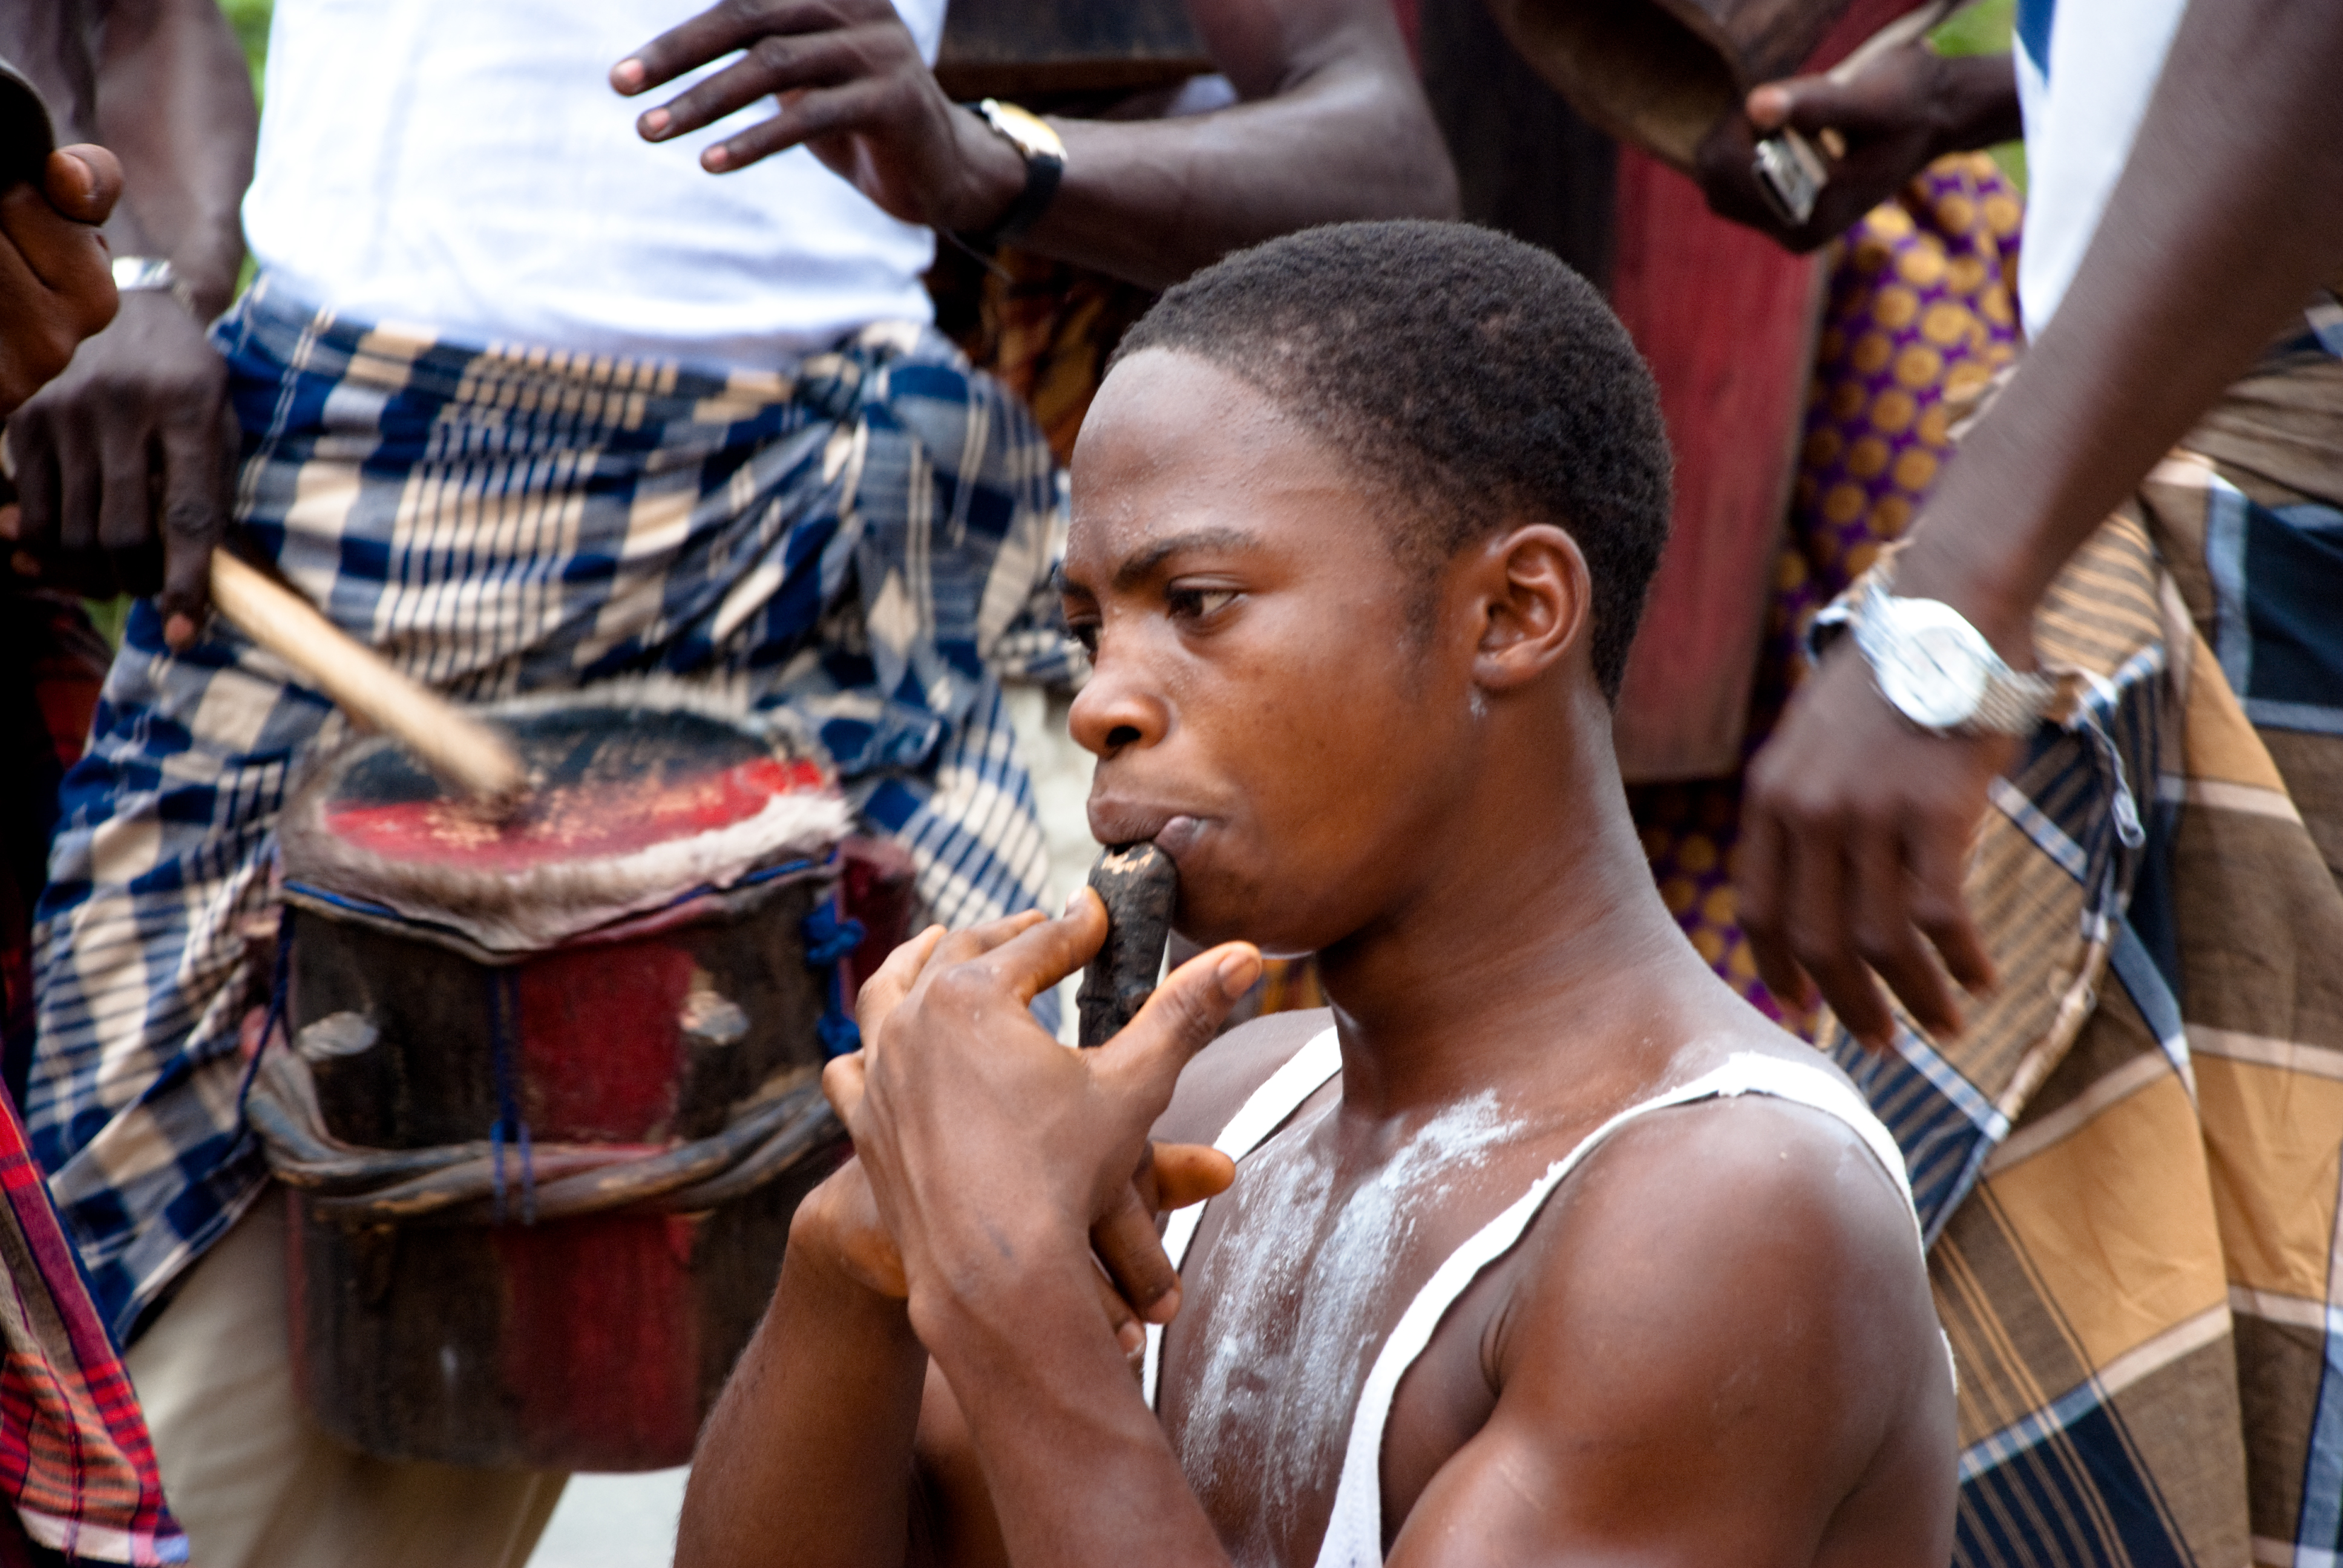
[1109,528,1260,592]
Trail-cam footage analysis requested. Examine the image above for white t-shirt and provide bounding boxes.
[241,1,949,371]
[2012,0,2189,336]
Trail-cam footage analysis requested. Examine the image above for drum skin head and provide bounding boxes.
[279,679,853,958]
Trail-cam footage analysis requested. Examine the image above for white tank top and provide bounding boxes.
[1142,1031,1939,1568]
[242,0,948,372]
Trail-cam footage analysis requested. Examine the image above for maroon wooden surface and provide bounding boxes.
[837,835,919,1000]
[1607,148,1820,782]
[286,874,837,1471]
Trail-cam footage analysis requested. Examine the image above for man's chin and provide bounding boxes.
[1172,891,1321,962]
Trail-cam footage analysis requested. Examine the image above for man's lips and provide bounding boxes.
[1087,802,1208,860]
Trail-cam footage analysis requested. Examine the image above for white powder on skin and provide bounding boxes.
[1173,1089,1519,1556]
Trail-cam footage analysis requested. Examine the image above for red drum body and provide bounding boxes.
[263,683,876,1471]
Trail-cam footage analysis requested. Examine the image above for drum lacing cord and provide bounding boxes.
[487,969,536,1226]
[233,903,298,1125]
[246,1046,840,1227]
[800,898,865,1057]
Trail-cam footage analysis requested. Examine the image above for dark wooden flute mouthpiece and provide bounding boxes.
[1075,841,1180,1048]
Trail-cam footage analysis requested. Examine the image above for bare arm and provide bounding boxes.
[613,0,1458,291]
[675,1177,937,1568]
[3,0,254,645]
[1738,0,2343,1043]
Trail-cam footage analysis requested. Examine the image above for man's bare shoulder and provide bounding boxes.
[1151,1007,1334,1146]
[1425,1059,1955,1562]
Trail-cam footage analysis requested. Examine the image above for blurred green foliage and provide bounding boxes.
[1929,0,2024,188]
[222,0,270,97]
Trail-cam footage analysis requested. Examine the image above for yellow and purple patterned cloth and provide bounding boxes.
[1630,152,2025,1028]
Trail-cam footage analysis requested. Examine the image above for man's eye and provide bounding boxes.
[1168,588,1239,621]
[1067,619,1100,656]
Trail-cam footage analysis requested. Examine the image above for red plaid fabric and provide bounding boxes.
[0,589,185,1563]
[0,1086,184,1564]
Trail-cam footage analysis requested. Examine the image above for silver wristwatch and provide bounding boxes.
[111,255,197,314]
[1819,575,2059,736]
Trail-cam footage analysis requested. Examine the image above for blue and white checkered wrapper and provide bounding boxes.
[30,277,1080,1341]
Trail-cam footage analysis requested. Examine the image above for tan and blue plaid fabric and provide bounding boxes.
[29,276,1075,1342]
[1829,302,2343,1566]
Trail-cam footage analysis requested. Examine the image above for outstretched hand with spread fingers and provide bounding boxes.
[822,890,1260,1356]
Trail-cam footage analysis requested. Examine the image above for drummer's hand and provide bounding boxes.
[0,146,122,420]
[824,895,1257,1348]
[5,141,237,650]
[1737,640,2011,1051]
[612,0,1026,235]
[1694,40,1953,252]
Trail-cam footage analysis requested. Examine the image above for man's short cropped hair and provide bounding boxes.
[1109,220,1672,702]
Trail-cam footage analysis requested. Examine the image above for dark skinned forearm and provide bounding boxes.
[1890,0,2343,644]
[677,1238,934,1568]
[92,0,254,316]
[1021,0,1456,290]
[1924,51,2021,157]
[912,1218,1230,1568]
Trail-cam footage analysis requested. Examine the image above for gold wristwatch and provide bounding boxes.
[961,98,1066,247]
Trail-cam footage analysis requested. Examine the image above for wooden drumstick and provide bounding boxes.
[209,549,528,811]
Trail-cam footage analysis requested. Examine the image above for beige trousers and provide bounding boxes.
[123,1189,566,1568]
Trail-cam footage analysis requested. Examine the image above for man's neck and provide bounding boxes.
[1312,710,1711,1120]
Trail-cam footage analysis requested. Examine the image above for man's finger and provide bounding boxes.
[636,30,863,142]
[54,406,103,562]
[45,146,123,226]
[1737,781,1815,1013]
[1096,942,1262,1108]
[956,887,1107,1008]
[1848,820,1962,1038]
[1748,69,1919,140]
[157,408,233,647]
[5,419,60,556]
[821,1050,868,1127]
[1909,818,1997,998]
[94,418,148,557]
[854,922,946,1041]
[1091,1183,1182,1326]
[1150,1142,1236,1212]
[612,0,836,94]
[1090,1256,1145,1368]
[704,79,894,174]
[1785,825,1896,1051]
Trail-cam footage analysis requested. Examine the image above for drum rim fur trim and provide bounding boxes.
[277,677,853,958]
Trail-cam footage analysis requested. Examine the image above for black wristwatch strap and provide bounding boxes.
[956,103,1064,250]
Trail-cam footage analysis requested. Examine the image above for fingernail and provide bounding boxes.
[641,107,670,137]
[164,613,195,651]
[1217,950,1260,1001]
[1118,1319,1145,1359]
[703,145,730,172]
[1145,1284,1180,1324]
[612,58,645,91]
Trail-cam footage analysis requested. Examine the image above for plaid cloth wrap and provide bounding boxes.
[30,276,1076,1344]
[0,1093,183,1564]
[1822,296,2343,1566]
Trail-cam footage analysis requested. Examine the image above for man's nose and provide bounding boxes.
[1067,656,1170,760]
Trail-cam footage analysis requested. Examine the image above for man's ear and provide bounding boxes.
[1468,524,1591,693]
